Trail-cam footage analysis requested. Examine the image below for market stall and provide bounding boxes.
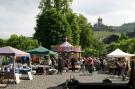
[107,49,134,67]
[28,46,57,74]
[107,48,134,75]
[51,39,82,71]
[51,40,82,58]
[0,46,31,83]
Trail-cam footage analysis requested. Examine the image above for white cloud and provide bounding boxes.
[72,0,135,26]
[0,0,135,38]
[0,0,39,39]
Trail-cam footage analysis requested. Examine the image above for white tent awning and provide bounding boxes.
[107,49,134,57]
[60,41,73,47]
[0,46,30,57]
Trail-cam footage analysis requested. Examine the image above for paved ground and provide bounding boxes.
[3,71,129,89]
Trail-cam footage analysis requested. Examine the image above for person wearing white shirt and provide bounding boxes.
[48,58,52,66]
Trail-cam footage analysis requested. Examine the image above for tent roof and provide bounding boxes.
[107,48,133,57]
[28,46,49,54]
[0,46,30,57]
[28,46,57,55]
[49,50,57,55]
[60,41,73,47]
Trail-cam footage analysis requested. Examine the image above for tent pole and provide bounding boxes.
[79,52,81,60]
[13,56,16,83]
[29,57,32,72]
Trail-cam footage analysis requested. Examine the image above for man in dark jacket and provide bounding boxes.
[57,57,63,75]
[71,57,76,72]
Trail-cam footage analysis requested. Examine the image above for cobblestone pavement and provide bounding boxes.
[4,71,128,89]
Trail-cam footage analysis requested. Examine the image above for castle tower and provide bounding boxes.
[98,17,102,27]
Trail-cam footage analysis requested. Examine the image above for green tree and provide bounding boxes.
[82,48,99,57]
[78,14,94,49]
[6,34,19,48]
[118,32,128,41]
[66,12,80,45]
[39,0,73,13]
[35,0,78,48]
[0,39,6,47]
[106,38,135,54]
[6,34,39,50]
[34,9,72,49]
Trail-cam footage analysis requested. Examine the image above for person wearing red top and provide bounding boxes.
[87,57,94,75]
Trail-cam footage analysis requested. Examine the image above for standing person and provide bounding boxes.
[100,58,104,71]
[79,58,85,73]
[96,58,101,71]
[84,58,88,74]
[128,58,135,88]
[51,57,56,68]
[103,59,107,72]
[57,57,63,75]
[120,60,126,81]
[87,57,94,75]
[71,57,76,72]
[115,60,121,76]
[125,61,129,76]
[48,57,52,67]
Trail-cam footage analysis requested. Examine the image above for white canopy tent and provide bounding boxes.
[107,49,134,58]
[0,46,31,82]
[107,49,134,68]
[60,41,73,47]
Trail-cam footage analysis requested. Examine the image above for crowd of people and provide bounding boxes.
[0,55,131,81]
[44,55,131,81]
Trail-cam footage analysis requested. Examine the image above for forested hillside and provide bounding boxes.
[94,31,120,41]
[114,22,135,32]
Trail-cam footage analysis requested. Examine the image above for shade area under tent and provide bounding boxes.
[27,46,58,63]
[0,46,31,83]
[107,48,135,71]
[51,40,83,60]
[27,46,58,74]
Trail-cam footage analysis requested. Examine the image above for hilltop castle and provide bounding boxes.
[93,17,114,32]
[94,17,103,28]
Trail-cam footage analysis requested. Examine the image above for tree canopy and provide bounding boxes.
[34,9,72,49]
[34,0,81,49]
[78,14,94,49]
[39,0,73,13]
[106,38,135,54]
[103,34,119,44]
[34,0,103,57]
[6,34,39,50]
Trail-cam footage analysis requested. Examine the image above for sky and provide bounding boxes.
[0,0,135,39]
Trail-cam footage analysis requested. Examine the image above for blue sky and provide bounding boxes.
[0,0,135,39]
